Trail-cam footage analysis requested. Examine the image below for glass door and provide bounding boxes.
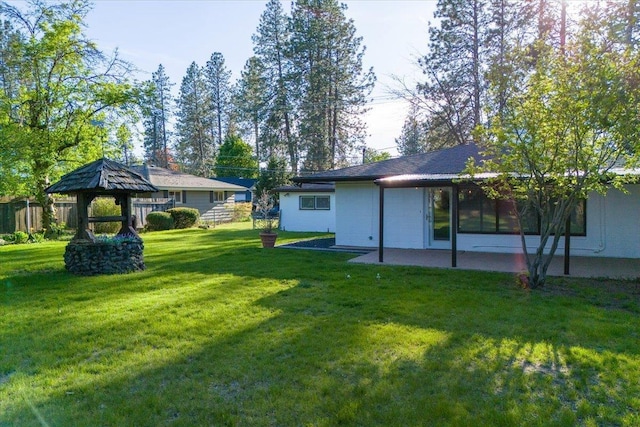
[425,187,451,249]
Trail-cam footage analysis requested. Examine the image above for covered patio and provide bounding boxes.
[349,248,640,280]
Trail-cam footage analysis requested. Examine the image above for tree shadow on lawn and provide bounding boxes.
[3,264,640,425]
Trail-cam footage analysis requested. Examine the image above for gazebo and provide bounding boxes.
[46,158,158,275]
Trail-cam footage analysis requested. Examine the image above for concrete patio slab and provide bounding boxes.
[349,248,640,280]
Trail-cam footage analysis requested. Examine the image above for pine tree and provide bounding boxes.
[253,0,298,171]
[205,52,232,147]
[174,62,215,176]
[142,64,173,167]
[235,56,269,162]
[289,0,375,172]
[418,0,490,147]
[395,104,428,155]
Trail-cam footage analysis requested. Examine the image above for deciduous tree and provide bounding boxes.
[0,0,136,230]
[213,134,258,178]
[469,9,640,288]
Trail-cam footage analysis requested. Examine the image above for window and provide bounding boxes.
[457,185,585,236]
[299,195,330,210]
[315,196,330,210]
[168,190,182,203]
[210,191,225,203]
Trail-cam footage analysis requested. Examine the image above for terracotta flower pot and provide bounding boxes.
[259,232,278,248]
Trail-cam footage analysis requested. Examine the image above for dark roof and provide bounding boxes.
[214,177,257,190]
[129,165,246,191]
[275,183,335,193]
[294,143,482,183]
[46,158,158,194]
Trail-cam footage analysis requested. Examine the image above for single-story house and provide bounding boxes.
[130,165,247,222]
[294,143,640,261]
[214,177,256,203]
[276,183,335,232]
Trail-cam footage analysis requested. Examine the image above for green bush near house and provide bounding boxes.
[232,202,253,222]
[167,207,200,229]
[91,197,121,234]
[145,211,174,231]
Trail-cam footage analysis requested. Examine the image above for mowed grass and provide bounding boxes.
[1,223,639,426]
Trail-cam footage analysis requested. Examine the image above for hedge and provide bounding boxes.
[146,211,174,231]
[167,207,200,229]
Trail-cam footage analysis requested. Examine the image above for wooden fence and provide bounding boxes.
[0,198,175,234]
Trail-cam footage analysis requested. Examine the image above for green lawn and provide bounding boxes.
[1,223,639,426]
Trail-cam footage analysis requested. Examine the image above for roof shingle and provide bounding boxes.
[46,158,158,194]
[294,144,482,183]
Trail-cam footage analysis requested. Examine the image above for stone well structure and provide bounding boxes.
[46,158,158,275]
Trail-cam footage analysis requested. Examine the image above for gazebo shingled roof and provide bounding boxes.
[46,158,157,194]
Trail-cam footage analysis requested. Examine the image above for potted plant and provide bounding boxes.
[255,191,278,248]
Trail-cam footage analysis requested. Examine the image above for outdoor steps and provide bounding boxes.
[200,205,234,225]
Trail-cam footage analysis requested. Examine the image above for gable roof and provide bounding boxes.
[294,143,482,183]
[214,177,257,190]
[130,165,247,191]
[46,158,158,194]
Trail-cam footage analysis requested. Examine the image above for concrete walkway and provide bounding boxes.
[349,248,640,280]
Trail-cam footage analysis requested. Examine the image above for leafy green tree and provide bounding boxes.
[469,11,640,288]
[363,148,391,164]
[174,61,215,176]
[115,124,134,165]
[214,134,258,178]
[0,0,136,230]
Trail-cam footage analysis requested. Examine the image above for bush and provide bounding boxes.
[232,202,253,222]
[167,207,200,229]
[13,231,29,244]
[45,222,67,240]
[146,211,174,231]
[91,197,121,234]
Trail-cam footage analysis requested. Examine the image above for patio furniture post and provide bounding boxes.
[379,185,384,263]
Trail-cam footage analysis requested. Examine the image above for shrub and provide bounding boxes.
[167,207,200,229]
[232,202,253,222]
[146,211,174,231]
[45,222,67,240]
[13,231,29,244]
[91,197,121,234]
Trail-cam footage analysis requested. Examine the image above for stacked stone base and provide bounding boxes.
[64,238,145,276]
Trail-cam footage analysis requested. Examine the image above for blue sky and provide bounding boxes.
[84,0,438,158]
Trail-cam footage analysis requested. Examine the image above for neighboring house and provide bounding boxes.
[130,165,247,222]
[214,177,256,203]
[294,143,640,259]
[276,183,335,232]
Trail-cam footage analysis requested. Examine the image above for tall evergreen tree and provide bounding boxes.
[395,103,428,155]
[235,56,269,162]
[205,52,232,148]
[418,0,490,147]
[174,62,215,176]
[289,0,375,172]
[252,0,297,171]
[142,64,173,167]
